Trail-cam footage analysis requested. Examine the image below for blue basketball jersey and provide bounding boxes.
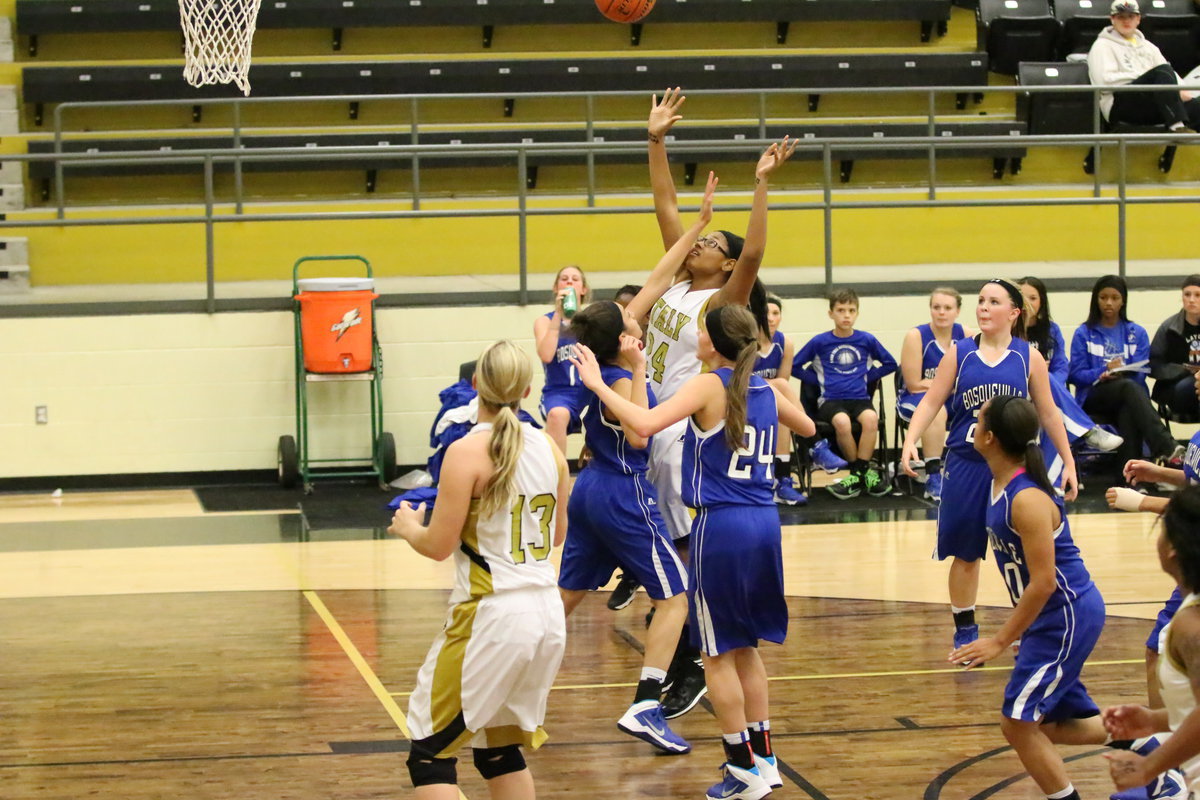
[582,363,654,475]
[947,336,1031,459]
[986,471,1094,613]
[1184,429,1200,485]
[541,311,578,388]
[683,368,777,508]
[917,322,965,381]
[753,331,785,379]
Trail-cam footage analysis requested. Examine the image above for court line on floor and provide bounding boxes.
[386,659,1143,698]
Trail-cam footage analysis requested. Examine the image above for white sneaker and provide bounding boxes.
[754,754,783,789]
[1082,426,1123,452]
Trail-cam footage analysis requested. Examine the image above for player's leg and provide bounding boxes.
[829,410,856,463]
[999,717,1076,798]
[734,647,781,789]
[769,378,806,505]
[826,407,862,500]
[543,406,571,455]
[855,406,889,496]
[936,454,992,654]
[922,405,948,501]
[480,760,534,800]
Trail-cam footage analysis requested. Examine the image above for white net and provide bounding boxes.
[178,0,264,96]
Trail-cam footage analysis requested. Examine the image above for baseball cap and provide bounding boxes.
[1110,0,1140,14]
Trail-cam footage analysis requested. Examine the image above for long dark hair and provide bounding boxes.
[1018,276,1053,356]
[569,301,625,363]
[748,278,770,338]
[704,305,761,451]
[1086,274,1129,327]
[1163,486,1200,593]
[980,395,1055,497]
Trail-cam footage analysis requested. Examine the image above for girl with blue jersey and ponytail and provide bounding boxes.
[956,395,1186,800]
[534,266,592,455]
[572,304,815,800]
[900,278,1077,660]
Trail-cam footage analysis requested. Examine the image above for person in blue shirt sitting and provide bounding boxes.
[1068,275,1182,476]
[793,288,898,499]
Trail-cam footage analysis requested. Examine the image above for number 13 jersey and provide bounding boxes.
[683,368,777,508]
[450,421,562,604]
[646,282,720,402]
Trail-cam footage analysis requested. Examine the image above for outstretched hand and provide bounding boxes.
[948,635,1003,669]
[618,334,645,370]
[388,502,425,542]
[568,343,604,390]
[649,87,685,139]
[755,136,797,179]
[698,170,718,228]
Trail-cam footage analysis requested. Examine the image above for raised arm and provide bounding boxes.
[388,438,481,560]
[625,171,716,324]
[772,383,816,438]
[710,137,797,310]
[777,334,794,382]
[534,303,566,364]
[1029,348,1077,500]
[603,334,653,449]
[900,327,930,392]
[648,87,687,249]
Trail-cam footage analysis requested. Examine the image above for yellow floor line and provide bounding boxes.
[387,658,1145,698]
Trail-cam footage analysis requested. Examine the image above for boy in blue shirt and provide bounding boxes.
[793,289,898,499]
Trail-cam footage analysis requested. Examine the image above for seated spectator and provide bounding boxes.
[1068,275,1182,475]
[1150,274,1200,419]
[1087,0,1200,132]
[793,288,897,500]
[896,287,971,503]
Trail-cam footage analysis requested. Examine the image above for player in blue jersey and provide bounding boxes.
[534,265,592,455]
[901,278,1077,657]
[953,394,1186,800]
[572,304,815,800]
[1019,277,1123,461]
[897,287,971,503]
[755,292,806,505]
[556,291,698,757]
[794,288,898,500]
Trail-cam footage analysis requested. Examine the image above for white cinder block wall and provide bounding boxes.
[0,287,1187,479]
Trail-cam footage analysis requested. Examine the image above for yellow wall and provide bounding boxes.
[1,287,1189,479]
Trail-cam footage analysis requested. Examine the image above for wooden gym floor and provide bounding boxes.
[0,481,1176,800]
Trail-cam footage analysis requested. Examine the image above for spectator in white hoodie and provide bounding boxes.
[1087,0,1200,131]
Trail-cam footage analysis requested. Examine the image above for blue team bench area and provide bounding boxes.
[24,120,1029,201]
[15,0,953,51]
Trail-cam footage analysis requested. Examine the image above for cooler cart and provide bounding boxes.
[277,255,398,493]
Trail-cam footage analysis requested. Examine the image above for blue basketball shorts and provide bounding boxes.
[557,468,687,601]
[896,391,925,423]
[934,451,993,562]
[539,385,588,435]
[1003,586,1105,723]
[1147,587,1184,652]
[689,504,788,657]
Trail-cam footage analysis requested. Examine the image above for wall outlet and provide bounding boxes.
[35,405,47,425]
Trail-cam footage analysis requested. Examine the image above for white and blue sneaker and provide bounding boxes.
[924,472,943,503]
[952,624,979,666]
[706,762,771,800]
[754,754,783,789]
[1127,737,1189,800]
[617,701,691,754]
[810,439,848,473]
[774,476,808,506]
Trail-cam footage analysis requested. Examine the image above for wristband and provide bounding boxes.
[1110,487,1144,513]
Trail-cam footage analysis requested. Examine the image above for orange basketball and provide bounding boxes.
[595,0,656,23]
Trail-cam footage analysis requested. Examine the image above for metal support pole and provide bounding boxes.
[927,90,937,201]
[822,143,834,294]
[758,92,767,139]
[518,148,529,306]
[585,94,596,208]
[1092,94,1103,198]
[410,98,421,210]
[53,106,65,220]
[204,156,216,313]
[233,101,244,215]
[1117,138,1128,278]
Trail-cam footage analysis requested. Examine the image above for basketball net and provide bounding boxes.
[178,0,263,96]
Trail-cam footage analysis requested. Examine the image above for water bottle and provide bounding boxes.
[562,287,578,319]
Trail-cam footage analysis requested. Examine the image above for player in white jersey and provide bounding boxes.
[1104,487,1200,799]
[389,339,570,800]
[636,85,796,719]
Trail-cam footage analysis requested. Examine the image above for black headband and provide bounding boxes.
[705,307,753,361]
[987,278,1024,309]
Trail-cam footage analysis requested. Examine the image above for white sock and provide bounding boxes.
[951,605,975,615]
[640,666,667,683]
[1046,785,1075,799]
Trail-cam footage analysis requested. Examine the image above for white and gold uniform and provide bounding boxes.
[645,281,719,539]
[407,422,567,757]
[1158,592,1200,796]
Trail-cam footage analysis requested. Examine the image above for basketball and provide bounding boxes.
[594,0,655,23]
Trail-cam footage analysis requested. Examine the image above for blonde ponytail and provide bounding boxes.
[474,340,533,518]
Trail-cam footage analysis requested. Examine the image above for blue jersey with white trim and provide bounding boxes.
[917,322,964,382]
[582,364,655,475]
[986,472,1094,611]
[542,311,578,388]
[683,368,777,508]
[1184,429,1200,485]
[753,331,785,379]
[947,336,1031,460]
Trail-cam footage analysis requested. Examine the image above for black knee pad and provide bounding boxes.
[406,745,458,787]
[473,744,525,779]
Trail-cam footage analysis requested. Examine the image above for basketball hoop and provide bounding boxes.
[178,0,263,96]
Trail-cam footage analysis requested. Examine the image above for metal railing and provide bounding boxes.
[10,84,1198,310]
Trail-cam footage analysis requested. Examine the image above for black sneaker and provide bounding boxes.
[661,658,707,719]
[607,573,640,611]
